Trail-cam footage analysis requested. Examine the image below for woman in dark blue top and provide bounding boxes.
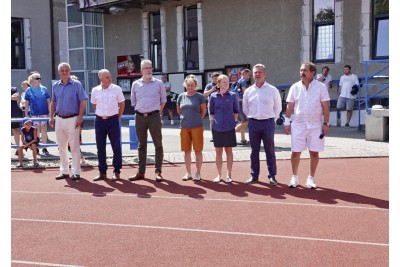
[209,75,239,183]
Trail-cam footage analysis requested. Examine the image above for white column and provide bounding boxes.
[197,2,204,71]
[335,1,344,63]
[160,7,167,73]
[301,0,311,63]
[142,11,149,60]
[360,0,371,61]
[24,18,32,71]
[176,6,184,72]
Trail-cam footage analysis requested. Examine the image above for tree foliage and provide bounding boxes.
[375,0,389,15]
[315,7,334,22]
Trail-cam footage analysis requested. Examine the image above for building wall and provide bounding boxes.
[11,0,53,91]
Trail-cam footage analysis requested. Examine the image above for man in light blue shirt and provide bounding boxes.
[129,59,167,182]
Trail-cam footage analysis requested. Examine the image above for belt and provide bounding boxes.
[135,110,159,117]
[58,114,78,119]
[96,114,118,120]
[249,118,274,121]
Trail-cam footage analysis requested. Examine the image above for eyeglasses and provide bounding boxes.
[34,77,42,80]
[142,67,152,70]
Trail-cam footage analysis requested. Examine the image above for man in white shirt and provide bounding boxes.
[91,69,125,181]
[336,65,359,127]
[316,66,333,90]
[242,64,282,185]
[284,62,330,189]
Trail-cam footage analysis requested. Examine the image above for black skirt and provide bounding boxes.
[212,129,237,148]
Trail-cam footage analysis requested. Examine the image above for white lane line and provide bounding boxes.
[11,190,388,211]
[11,260,84,267]
[12,218,388,247]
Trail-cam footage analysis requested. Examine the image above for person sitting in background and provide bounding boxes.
[17,118,39,168]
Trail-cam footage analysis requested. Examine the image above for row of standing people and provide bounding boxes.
[13,59,331,189]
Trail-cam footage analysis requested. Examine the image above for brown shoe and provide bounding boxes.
[55,173,69,180]
[93,173,107,181]
[155,171,163,182]
[128,172,145,181]
[112,172,120,181]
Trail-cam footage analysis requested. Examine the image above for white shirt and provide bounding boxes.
[242,81,282,120]
[286,80,330,129]
[339,74,359,99]
[91,83,125,116]
[316,73,332,89]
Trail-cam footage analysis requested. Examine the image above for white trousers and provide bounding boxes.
[55,116,81,175]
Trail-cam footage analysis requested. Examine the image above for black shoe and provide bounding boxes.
[93,173,107,181]
[55,173,69,180]
[71,174,80,180]
[345,123,349,127]
[42,148,49,155]
[246,177,258,184]
[269,177,278,186]
[37,148,40,154]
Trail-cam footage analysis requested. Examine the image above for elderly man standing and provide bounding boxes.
[129,59,167,182]
[49,62,88,180]
[92,69,125,181]
[242,64,282,185]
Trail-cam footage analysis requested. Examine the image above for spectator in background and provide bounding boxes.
[316,66,333,90]
[209,74,239,183]
[11,86,22,155]
[176,75,207,181]
[17,118,39,168]
[203,72,220,142]
[337,65,359,127]
[161,74,178,125]
[233,69,252,145]
[24,72,51,155]
[19,80,30,114]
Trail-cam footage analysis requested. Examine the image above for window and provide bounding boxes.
[184,6,199,70]
[373,0,389,59]
[149,13,162,72]
[11,18,25,69]
[313,0,335,62]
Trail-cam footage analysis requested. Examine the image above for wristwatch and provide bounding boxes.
[323,122,330,127]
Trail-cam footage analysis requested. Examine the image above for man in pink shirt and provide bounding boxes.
[284,62,330,189]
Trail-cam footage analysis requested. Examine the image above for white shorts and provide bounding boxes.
[291,125,325,152]
[32,115,48,127]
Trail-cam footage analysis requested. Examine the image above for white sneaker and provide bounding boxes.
[213,175,221,183]
[193,173,201,181]
[306,176,317,189]
[288,175,299,188]
[182,173,192,181]
[225,177,232,183]
[170,120,174,125]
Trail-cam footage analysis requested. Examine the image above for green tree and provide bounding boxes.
[315,7,334,22]
[375,0,389,15]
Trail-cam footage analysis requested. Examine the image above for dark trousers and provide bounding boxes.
[95,116,122,174]
[135,111,163,173]
[248,118,277,179]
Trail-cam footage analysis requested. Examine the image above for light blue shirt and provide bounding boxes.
[51,78,88,116]
[24,85,51,116]
[131,77,167,113]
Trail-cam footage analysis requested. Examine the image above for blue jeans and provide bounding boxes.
[248,118,277,179]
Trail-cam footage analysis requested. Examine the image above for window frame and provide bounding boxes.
[11,17,26,69]
[184,6,199,71]
[312,1,335,63]
[372,1,389,59]
[149,12,162,72]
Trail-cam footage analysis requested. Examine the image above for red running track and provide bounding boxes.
[11,157,388,266]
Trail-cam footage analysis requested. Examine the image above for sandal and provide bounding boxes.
[240,140,249,145]
[33,162,39,167]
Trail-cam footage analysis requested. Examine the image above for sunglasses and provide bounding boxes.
[34,77,42,80]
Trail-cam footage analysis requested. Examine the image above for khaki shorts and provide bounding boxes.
[180,126,204,152]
